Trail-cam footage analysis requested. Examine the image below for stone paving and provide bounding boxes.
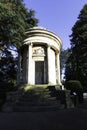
[0,101,87,130]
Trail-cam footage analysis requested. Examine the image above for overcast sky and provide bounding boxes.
[24,0,87,49]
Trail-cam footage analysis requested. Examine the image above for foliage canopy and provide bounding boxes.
[0,0,38,86]
[65,4,87,90]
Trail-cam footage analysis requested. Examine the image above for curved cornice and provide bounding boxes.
[23,26,62,50]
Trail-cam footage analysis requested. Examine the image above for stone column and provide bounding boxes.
[56,52,61,86]
[17,51,21,84]
[47,45,52,84]
[22,48,27,84]
[28,43,33,84]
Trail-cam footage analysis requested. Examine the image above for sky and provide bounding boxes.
[24,0,87,49]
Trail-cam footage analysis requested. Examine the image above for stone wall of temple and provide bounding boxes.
[18,27,62,87]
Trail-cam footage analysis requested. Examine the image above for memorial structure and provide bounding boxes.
[3,27,74,112]
[17,27,62,87]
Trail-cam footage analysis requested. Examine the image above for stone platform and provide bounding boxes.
[2,85,74,112]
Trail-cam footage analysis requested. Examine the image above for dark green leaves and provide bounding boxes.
[65,4,87,90]
[0,0,38,85]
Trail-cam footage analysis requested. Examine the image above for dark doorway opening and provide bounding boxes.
[35,61,44,84]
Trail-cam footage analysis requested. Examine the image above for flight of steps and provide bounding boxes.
[2,86,63,112]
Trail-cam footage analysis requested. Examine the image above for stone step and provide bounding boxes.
[6,91,22,101]
[13,104,62,112]
[21,91,51,98]
[25,90,51,96]
[15,100,60,107]
[6,96,57,106]
[22,94,51,99]
[2,101,64,112]
[6,91,22,96]
[19,94,57,103]
[2,85,69,112]
[46,96,57,101]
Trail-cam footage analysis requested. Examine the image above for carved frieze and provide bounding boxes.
[32,46,45,57]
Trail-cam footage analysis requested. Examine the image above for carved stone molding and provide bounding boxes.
[32,47,45,57]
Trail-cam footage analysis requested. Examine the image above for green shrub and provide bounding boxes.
[65,80,83,103]
[0,82,18,92]
[65,80,83,93]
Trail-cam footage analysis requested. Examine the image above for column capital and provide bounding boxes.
[56,53,62,86]
[55,50,58,55]
[28,42,33,84]
[47,44,51,48]
[29,42,33,46]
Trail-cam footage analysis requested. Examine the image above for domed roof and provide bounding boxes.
[26,26,60,38]
[24,26,62,50]
[30,26,47,30]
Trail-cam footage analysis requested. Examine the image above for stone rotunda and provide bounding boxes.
[17,27,62,87]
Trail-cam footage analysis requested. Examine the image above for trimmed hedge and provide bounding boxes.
[65,80,83,103]
[65,80,83,93]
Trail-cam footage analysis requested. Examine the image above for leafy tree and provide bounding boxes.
[0,0,38,49]
[0,46,17,84]
[0,0,38,86]
[60,48,71,80]
[65,4,87,90]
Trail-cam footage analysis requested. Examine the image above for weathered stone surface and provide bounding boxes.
[17,27,62,87]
